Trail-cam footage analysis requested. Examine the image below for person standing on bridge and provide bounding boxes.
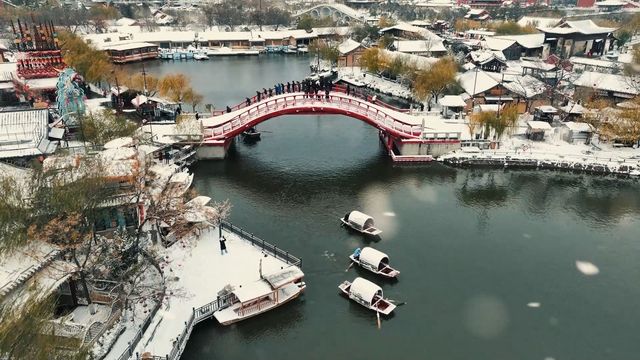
[346,85,351,96]
[246,97,251,106]
[268,88,273,97]
[226,106,232,113]
[256,91,261,101]
[286,82,291,93]
[263,88,267,98]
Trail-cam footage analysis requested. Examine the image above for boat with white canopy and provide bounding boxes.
[338,277,396,315]
[213,266,306,325]
[340,211,382,236]
[349,247,400,279]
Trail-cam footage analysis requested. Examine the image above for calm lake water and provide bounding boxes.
[131,57,640,360]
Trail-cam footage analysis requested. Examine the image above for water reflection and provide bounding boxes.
[454,169,640,227]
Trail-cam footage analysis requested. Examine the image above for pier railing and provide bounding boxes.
[145,222,303,360]
[220,220,302,267]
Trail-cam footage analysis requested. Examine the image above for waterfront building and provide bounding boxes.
[104,42,159,64]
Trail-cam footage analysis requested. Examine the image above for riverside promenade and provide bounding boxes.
[109,222,301,360]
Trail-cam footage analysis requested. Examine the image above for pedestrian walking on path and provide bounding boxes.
[219,236,228,255]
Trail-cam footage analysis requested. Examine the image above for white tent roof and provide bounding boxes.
[263,266,304,289]
[360,247,389,268]
[440,95,467,107]
[350,277,383,305]
[132,94,148,107]
[536,105,558,113]
[233,280,273,302]
[347,210,374,228]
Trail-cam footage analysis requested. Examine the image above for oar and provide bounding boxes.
[345,262,354,272]
[376,310,381,329]
[389,299,407,306]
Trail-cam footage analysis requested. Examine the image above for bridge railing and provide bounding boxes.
[209,85,412,116]
[203,94,422,140]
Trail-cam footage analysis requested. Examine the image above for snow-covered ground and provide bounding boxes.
[120,226,296,358]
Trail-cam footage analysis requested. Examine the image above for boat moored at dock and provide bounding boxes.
[214,266,306,325]
[349,247,400,279]
[338,277,396,315]
[341,211,382,236]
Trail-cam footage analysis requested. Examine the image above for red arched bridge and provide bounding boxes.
[200,92,424,141]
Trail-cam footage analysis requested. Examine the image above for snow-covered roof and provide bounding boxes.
[563,121,594,132]
[457,70,500,96]
[569,56,622,70]
[596,0,627,6]
[115,17,137,27]
[409,20,431,26]
[394,39,447,54]
[541,20,617,35]
[474,104,501,112]
[465,29,496,37]
[349,277,383,305]
[520,58,557,71]
[263,266,304,289]
[359,247,388,268]
[337,39,362,55]
[440,95,467,107]
[15,76,58,90]
[0,62,16,82]
[104,42,158,51]
[468,49,507,65]
[0,241,61,298]
[380,22,442,41]
[560,102,585,114]
[502,75,547,97]
[494,33,545,49]
[517,16,562,29]
[573,71,640,95]
[467,9,488,15]
[0,109,54,159]
[380,49,439,70]
[527,120,553,130]
[484,37,517,51]
[233,280,273,302]
[536,105,558,113]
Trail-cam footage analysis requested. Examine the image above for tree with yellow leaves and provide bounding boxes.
[58,31,114,84]
[360,47,383,74]
[412,57,457,105]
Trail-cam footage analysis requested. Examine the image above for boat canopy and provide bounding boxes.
[347,211,375,230]
[349,277,383,306]
[263,266,304,289]
[360,247,389,270]
[232,280,273,303]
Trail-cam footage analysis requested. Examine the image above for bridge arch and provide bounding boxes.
[201,93,423,141]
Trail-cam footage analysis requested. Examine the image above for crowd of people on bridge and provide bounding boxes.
[222,76,396,115]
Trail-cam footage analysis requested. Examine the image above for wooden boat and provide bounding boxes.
[214,267,306,325]
[242,127,261,140]
[349,247,400,278]
[340,211,382,236]
[338,277,396,315]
